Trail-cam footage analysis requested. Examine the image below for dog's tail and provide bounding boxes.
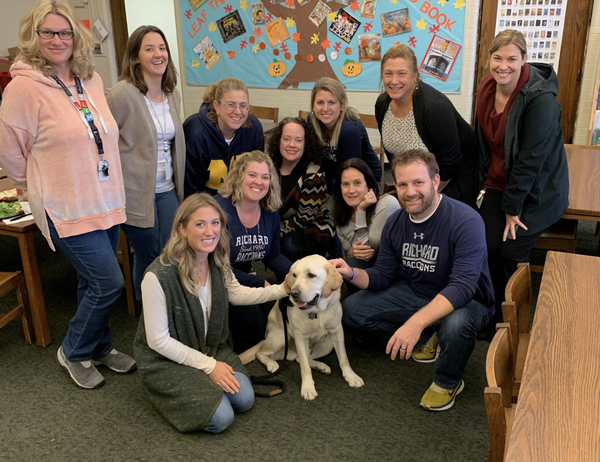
[239,341,264,365]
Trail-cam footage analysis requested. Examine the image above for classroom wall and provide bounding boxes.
[2,0,599,144]
[173,0,482,127]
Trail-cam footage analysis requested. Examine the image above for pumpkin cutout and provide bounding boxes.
[341,59,362,77]
[268,59,287,77]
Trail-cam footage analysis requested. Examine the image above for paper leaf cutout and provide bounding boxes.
[227,50,236,59]
[209,22,217,32]
[454,0,465,9]
[285,17,295,27]
[311,33,319,45]
[191,60,200,68]
[240,0,248,9]
[416,18,427,30]
[408,36,417,47]
[293,32,301,42]
[321,38,330,49]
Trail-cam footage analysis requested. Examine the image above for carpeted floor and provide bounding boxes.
[1,220,597,462]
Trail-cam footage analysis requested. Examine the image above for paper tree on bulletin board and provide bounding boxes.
[180,0,467,91]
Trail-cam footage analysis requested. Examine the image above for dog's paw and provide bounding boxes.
[344,372,365,388]
[266,361,280,373]
[311,360,331,375]
[301,385,318,401]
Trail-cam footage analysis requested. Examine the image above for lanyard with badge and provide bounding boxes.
[51,74,109,182]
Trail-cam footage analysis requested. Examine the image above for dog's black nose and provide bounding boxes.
[291,289,300,299]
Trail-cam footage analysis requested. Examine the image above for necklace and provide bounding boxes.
[148,93,169,153]
[237,205,261,235]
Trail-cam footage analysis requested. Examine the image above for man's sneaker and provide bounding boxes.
[57,346,105,389]
[412,334,440,363]
[420,380,465,411]
[92,349,137,374]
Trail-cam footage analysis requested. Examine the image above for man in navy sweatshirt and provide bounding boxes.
[331,149,494,411]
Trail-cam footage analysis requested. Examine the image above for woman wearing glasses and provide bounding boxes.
[106,26,185,305]
[183,77,264,196]
[0,0,134,389]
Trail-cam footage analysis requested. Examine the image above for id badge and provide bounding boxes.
[98,160,110,182]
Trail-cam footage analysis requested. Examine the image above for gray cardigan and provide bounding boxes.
[106,81,185,227]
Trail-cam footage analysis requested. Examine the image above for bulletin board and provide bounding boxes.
[179,0,467,91]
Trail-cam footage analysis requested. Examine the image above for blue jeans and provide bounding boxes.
[121,189,178,300]
[204,372,255,433]
[47,218,123,362]
[344,281,491,389]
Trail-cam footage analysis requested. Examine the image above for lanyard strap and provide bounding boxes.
[51,75,104,155]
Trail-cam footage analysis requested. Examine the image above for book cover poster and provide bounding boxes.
[359,0,377,19]
[329,9,361,43]
[251,3,266,25]
[380,8,411,37]
[264,17,290,47]
[193,36,221,70]
[309,1,332,27]
[188,0,208,10]
[217,10,246,43]
[358,34,381,62]
[420,34,461,82]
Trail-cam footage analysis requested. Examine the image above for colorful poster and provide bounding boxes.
[179,0,467,91]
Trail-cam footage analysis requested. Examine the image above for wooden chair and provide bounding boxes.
[0,271,35,343]
[357,113,386,188]
[117,230,137,317]
[530,218,578,272]
[250,105,279,141]
[502,262,533,401]
[249,105,279,124]
[485,323,516,462]
[298,110,310,120]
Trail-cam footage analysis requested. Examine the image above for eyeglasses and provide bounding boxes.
[220,101,250,112]
[36,29,75,40]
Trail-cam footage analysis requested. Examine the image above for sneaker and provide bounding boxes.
[412,334,440,363]
[420,380,465,411]
[57,346,105,389]
[92,349,137,374]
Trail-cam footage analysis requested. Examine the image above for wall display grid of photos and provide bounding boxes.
[495,0,567,72]
[180,0,467,91]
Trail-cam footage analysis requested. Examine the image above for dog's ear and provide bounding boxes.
[285,264,295,291]
[322,261,343,298]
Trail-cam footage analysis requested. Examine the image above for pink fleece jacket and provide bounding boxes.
[0,62,126,249]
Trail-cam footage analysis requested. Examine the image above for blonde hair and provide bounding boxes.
[218,150,282,212]
[16,0,95,79]
[119,25,178,95]
[380,44,420,84]
[489,29,527,57]
[203,77,250,127]
[160,193,232,294]
[310,77,358,148]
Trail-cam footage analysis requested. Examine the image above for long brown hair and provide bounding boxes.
[160,194,232,294]
[119,25,178,95]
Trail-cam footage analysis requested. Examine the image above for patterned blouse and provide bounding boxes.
[381,107,428,158]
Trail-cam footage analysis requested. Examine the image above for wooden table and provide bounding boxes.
[0,177,51,346]
[505,251,600,461]
[563,144,600,221]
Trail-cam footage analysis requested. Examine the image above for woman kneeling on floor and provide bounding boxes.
[134,193,290,433]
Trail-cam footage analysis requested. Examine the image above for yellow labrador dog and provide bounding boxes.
[240,254,364,400]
